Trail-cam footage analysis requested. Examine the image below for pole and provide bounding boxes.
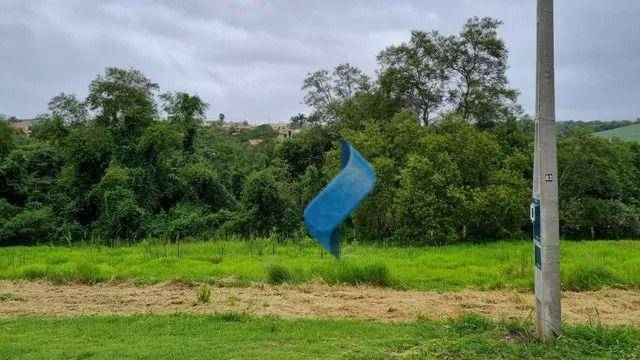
[533,0,562,340]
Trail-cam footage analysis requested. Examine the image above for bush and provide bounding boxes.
[152,203,231,239]
[0,206,57,245]
[266,263,293,285]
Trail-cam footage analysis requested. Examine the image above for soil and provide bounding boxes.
[1,280,638,326]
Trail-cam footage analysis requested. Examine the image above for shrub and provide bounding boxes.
[266,263,292,285]
[0,206,57,245]
[153,203,231,239]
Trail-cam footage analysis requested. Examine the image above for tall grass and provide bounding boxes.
[321,262,391,286]
[0,239,638,291]
[563,263,619,291]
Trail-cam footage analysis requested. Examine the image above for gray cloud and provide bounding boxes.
[1,0,639,123]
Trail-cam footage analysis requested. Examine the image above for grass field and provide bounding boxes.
[1,313,638,359]
[0,239,638,292]
[597,124,640,142]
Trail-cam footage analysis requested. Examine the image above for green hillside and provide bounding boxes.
[597,124,640,142]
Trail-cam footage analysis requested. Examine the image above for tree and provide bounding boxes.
[558,129,639,238]
[0,118,16,158]
[87,67,158,131]
[443,17,518,128]
[218,113,225,126]
[138,122,184,166]
[378,30,449,126]
[48,93,88,124]
[302,63,370,124]
[289,113,306,129]
[161,92,208,152]
[241,169,286,235]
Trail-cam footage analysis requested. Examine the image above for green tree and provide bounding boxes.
[48,92,88,124]
[443,17,518,128]
[302,63,370,124]
[558,129,639,238]
[161,92,208,152]
[0,118,16,158]
[378,30,449,126]
[87,67,159,164]
[240,169,286,235]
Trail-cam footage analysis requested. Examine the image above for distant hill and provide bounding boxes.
[597,124,640,142]
[558,119,640,135]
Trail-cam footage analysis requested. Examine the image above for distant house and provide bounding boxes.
[223,121,253,135]
[225,121,252,130]
[248,138,263,146]
[267,122,299,139]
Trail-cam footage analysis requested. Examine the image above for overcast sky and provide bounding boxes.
[1,0,639,123]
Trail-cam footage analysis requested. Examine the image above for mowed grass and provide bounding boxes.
[597,124,640,142]
[0,313,638,359]
[0,239,638,291]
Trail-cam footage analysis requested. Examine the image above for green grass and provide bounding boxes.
[597,124,640,142]
[0,239,638,291]
[0,313,637,359]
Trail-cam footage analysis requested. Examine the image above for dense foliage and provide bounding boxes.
[1,17,639,246]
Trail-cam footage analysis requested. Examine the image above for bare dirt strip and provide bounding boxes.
[1,280,639,326]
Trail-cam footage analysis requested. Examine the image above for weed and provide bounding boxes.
[197,284,211,303]
[227,295,238,306]
[0,292,18,301]
[211,255,223,264]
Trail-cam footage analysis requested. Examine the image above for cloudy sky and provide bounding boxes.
[1,0,639,123]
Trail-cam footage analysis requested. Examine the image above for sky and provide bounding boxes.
[1,0,639,123]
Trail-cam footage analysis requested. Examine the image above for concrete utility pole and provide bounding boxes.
[532,0,562,340]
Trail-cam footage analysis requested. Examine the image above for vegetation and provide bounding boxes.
[597,123,640,142]
[559,118,640,135]
[1,313,638,359]
[2,17,640,247]
[0,240,638,291]
[197,284,211,303]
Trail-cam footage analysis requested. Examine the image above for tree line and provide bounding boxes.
[1,17,639,246]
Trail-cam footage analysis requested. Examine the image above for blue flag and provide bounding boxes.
[303,139,377,258]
